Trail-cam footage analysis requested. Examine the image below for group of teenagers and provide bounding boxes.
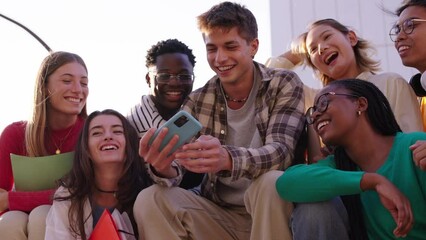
[0,0,425,239]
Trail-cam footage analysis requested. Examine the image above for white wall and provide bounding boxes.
[268,0,418,88]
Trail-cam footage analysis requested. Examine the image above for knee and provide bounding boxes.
[292,199,350,239]
[134,185,163,210]
[250,170,283,193]
[246,170,284,203]
[0,211,28,236]
[245,170,290,211]
[293,200,342,223]
[28,205,51,223]
[134,184,177,218]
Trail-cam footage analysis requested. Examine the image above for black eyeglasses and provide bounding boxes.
[305,92,359,125]
[389,18,426,42]
[152,73,194,84]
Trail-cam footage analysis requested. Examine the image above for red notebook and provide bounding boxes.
[88,209,121,240]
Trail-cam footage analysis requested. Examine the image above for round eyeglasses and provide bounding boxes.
[389,18,426,42]
[305,92,360,125]
[153,73,194,84]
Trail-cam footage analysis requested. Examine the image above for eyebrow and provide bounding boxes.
[308,29,332,48]
[206,40,239,47]
[89,124,123,131]
[60,73,88,79]
[396,17,420,25]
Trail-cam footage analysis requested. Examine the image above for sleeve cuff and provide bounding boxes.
[265,56,296,69]
[147,161,183,187]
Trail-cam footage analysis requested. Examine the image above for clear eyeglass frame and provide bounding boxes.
[152,72,194,84]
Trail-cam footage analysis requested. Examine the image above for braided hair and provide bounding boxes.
[328,79,401,240]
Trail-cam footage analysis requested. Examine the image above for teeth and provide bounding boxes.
[325,53,337,65]
[398,45,409,52]
[66,97,81,103]
[218,66,233,71]
[101,145,118,151]
[317,121,329,131]
[167,91,181,95]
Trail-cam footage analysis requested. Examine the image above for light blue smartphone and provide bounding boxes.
[148,111,202,154]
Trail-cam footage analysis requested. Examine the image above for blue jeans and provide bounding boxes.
[291,197,350,240]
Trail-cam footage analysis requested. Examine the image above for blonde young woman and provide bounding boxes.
[0,51,89,240]
[266,18,423,161]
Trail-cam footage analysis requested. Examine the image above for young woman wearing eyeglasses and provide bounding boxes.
[277,79,426,239]
[392,0,426,131]
[266,18,423,162]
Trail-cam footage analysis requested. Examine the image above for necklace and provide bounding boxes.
[51,124,75,155]
[95,185,118,198]
[224,93,248,103]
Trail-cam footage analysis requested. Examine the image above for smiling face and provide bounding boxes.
[394,6,426,73]
[88,114,126,167]
[203,27,258,86]
[311,85,361,146]
[306,24,360,81]
[46,62,88,117]
[148,53,194,111]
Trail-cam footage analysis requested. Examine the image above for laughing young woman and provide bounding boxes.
[45,109,152,240]
[267,18,423,162]
[276,79,426,239]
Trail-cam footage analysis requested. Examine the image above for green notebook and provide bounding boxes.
[11,151,74,191]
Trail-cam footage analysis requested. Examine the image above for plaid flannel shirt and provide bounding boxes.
[180,62,305,205]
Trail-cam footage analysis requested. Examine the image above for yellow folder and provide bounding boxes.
[10,151,74,191]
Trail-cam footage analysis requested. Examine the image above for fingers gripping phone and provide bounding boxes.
[148,111,202,154]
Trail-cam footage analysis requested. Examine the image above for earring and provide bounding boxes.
[357,111,361,116]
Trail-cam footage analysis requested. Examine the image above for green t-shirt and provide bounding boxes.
[276,132,426,239]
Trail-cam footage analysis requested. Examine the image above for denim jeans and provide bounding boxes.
[291,197,350,240]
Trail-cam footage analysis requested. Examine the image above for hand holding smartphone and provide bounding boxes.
[148,111,202,154]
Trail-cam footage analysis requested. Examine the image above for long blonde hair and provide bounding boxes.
[25,51,88,157]
[292,18,380,85]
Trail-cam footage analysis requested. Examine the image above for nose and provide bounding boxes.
[215,48,228,63]
[394,30,407,42]
[310,108,322,124]
[104,131,113,140]
[71,81,83,93]
[169,75,185,85]
[318,44,328,55]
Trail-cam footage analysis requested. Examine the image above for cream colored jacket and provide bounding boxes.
[266,56,423,162]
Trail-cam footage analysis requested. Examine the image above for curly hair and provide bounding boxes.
[145,39,196,68]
